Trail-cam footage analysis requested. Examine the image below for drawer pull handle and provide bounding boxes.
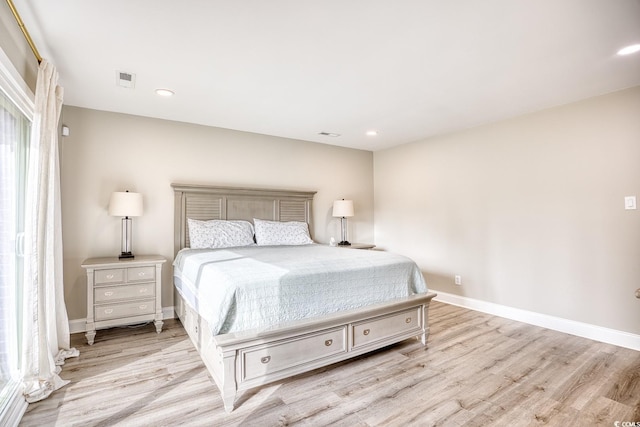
[261,356,271,364]
[106,274,114,279]
[104,308,113,314]
[104,291,114,296]
[139,288,148,293]
[363,329,370,336]
[138,272,146,277]
[139,304,147,310]
[325,339,333,346]
[406,317,412,324]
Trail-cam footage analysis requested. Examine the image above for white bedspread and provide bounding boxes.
[173,244,428,335]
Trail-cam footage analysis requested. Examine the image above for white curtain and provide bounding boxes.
[21,59,77,403]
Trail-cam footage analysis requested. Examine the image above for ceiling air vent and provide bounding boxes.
[116,71,136,88]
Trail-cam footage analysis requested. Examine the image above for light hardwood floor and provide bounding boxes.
[20,301,640,426]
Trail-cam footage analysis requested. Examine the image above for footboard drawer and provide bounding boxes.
[240,326,347,382]
[352,306,422,349]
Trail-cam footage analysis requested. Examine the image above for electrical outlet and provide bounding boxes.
[455,275,462,285]
[625,196,636,210]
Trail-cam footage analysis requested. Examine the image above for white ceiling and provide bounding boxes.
[14,0,640,151]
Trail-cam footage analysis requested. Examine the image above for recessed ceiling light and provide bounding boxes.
[318,132,341,137]
[155,88,175,97]
[617,44,640,56]
[366,130,378,136]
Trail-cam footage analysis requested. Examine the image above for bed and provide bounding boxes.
[171,183,437,412]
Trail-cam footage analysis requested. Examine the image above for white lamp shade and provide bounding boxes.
[108,191,143,217]
[332,199,354,218]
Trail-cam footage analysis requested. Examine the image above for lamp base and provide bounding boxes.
[338,241,351,246]
[119,252,135,259]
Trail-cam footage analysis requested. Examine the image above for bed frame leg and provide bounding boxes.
[421,326,431,346]
[223,395,235,413]
[420,302,431,347]
[220,350,237,413]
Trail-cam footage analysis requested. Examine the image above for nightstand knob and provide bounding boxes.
[261,356,271,364]
[325,339,333,346]
[363,329,370,336]
[138,272,146,277]
[139,304,147,310]
[104,308,113,314]
[106,274,114,279]
[405,317,412,324]
[139,288,148,293]
[104,291,114,297]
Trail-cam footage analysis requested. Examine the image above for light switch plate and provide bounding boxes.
[625,196,636,210]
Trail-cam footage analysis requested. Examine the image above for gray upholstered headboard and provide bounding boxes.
[172,183,316,255]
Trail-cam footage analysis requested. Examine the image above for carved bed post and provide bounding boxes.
[220,349,237,413]
[420,301,431,346]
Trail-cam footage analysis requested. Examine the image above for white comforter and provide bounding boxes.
[173,244,428,335]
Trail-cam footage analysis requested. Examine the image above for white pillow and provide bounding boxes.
[187,219,255,249]
[253,218,314,246]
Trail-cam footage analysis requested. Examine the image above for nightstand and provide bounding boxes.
[81,255,166,345]
[338,243,376,250]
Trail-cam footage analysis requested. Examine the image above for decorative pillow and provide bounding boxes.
[187,219,255,249]
[253,218,314,246]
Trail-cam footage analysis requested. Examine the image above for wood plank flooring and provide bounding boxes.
[19,301,640,426]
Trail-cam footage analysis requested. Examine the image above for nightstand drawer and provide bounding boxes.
[127,266,155,282]
[95,299,156,321]
[95,268,125,285]
[94,283,155,303]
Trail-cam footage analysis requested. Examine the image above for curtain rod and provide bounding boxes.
[6,0,42,63]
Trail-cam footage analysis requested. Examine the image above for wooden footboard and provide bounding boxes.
[175,288,437,412]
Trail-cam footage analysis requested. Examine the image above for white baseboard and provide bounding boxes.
[162,306,177,321]
[432,290,640,352]
[69,306,177,335]
[70,299,638,351]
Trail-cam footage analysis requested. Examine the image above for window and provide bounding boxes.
[0,58,32,421]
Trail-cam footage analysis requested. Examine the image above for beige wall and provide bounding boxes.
[374,86,640,335]
[60,106,374,321]
[0,1,38,90]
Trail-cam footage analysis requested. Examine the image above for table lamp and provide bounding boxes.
[108,190,143,259]
[332,199,354,246]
